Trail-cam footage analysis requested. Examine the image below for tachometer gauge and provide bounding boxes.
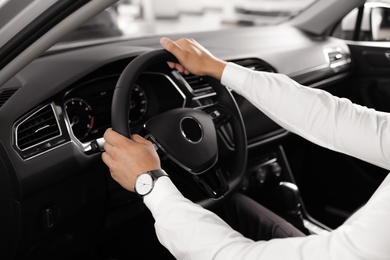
[64,98,94,141]
[129,84,148,125]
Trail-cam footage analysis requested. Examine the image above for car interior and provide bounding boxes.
[0,0,390,259]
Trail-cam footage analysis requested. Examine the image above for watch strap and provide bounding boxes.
[148,169,168,180]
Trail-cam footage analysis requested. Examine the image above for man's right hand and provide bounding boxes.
[102,128,161,192]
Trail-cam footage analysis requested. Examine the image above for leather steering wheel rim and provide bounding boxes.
[111,49,247,208]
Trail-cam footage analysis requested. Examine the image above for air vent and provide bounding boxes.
[0,88,18,108]
[16,104,61,151]
[233,58,275,72]
[171,71,217,109]
[182,74,214,95]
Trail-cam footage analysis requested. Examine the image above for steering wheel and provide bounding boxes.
[111,49,247,208]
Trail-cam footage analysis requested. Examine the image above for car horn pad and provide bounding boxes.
[144,107,218,175]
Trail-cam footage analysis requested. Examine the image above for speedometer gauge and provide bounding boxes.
[129,84,148,125]
[64,98,94,141]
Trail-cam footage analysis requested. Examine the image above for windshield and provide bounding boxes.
[59,0,318,44]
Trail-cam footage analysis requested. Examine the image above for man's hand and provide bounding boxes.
[102,128,161,192]
[160,37,227,80]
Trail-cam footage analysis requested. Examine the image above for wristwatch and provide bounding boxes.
[134,169,168,197]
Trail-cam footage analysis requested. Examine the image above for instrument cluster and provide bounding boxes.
[63,73,185,143]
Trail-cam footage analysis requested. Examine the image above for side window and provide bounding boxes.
[332,1,390,41]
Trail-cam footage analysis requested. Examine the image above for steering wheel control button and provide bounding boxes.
[206,107,230,127]
[180,117,203,143]
[209,110,221,119]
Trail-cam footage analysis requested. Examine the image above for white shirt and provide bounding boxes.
[144,62,390,260]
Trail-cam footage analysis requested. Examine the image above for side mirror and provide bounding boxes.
[371,6,390,41]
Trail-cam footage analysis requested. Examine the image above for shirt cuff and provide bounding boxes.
[221,62,248,95]
[143,176,181,213]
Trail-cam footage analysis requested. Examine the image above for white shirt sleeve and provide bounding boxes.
[222,62,390,171]
[142,63,390,260]
[145,176,390,260]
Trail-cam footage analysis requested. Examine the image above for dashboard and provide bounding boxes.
[1,26,353,190]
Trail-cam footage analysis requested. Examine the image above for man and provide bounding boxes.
[102,37,390,259]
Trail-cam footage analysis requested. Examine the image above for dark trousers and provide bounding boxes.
[216,192,306,241]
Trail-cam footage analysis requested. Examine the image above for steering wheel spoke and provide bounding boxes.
[193,166,229,199]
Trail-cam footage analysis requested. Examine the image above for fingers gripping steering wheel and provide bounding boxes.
[111,49,247,208]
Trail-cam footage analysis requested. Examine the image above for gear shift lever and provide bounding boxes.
[278,181,309,234]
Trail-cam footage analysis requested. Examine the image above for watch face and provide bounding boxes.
[135,173,153,196]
